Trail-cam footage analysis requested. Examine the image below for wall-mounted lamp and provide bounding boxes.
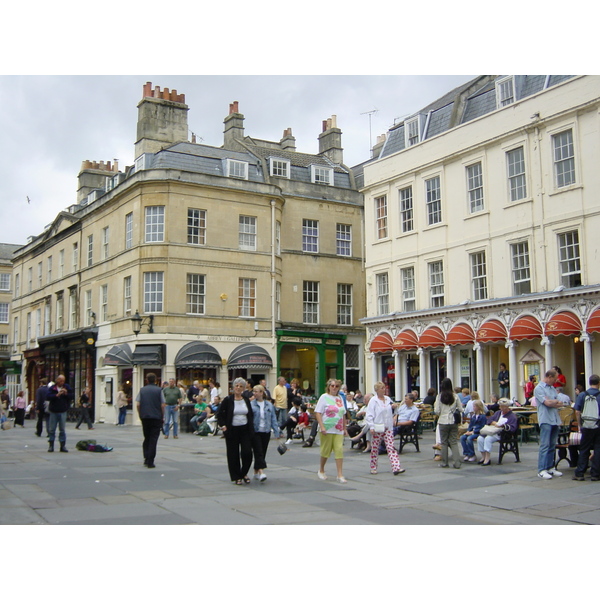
[131,310,154,336]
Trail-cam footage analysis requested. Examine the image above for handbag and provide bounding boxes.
[453,410,462,425]
[480,424,503,436]
[374,423,385,433]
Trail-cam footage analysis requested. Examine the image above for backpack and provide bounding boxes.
[581,393,600,429]
[197,422,211,436]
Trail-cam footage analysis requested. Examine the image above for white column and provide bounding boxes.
[474,342,485,398]
[418,348,427,394]
[505,340,519,403]
[541,335,553,375]
[393,350,401,401]
[371,352,378,389]
[444,345,454,385]
[581,333,594,386]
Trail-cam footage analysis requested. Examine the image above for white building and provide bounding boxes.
[359,75,600,402]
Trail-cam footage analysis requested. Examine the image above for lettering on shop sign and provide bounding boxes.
[280,336,322,344]
[203,335,245,342]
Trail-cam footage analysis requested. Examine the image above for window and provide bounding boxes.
[238,278,256,318]
[470,251,488,300]
[27,267,32,292]
[0,333,8,345]
[336,224,351,256]
[123,276,132,315]
[72,242,78,272]
[85,290,92,325]
[14,273,19,297]
[429,261,445,308]
[102,227,109,259]
[401,267,416,312]
[558,231,581,287]
[227,159,248,179]
[466,163,484,213]
[303,281,319,324]
[376,273,389,315]
[44,302,51,336]
[0,303,8,323]
[186,274,206,315]
[275,221,281,256]
[86,235,93,267]
[56,295,64,331]
[125,212,133,249]
[37,262,42,287]
[187,209,206,245]
[35,308,41,339]
[145,206,165,242]
[496,76,515,108]
[12,317,18,350]
[69,288,77,329]
[511,242,531,295]
[0,273,10,291]
[337,283,352,325]
[405,117,420,146]
[100,285,108,321]
[144,272,164,313]
[270,158,290,178]
[59,249,64,277]
[239,216,257,251]
[553,129,575,188]
[26,312,31,347]
[426,176,442,225]
[302,219,319,253]
[311,165,333,185]
[375,195,388,239]
[399,186,413,233]
[507,146,527,201]
[47,256,53,283]
[275,281,281,321]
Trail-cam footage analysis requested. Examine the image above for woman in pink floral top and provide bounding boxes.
[314,379,348,483]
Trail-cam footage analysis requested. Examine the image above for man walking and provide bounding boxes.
[136,373,165,468]
[572,374,600,481]
[47,375,74,453]
[534,369,563,479]
[272,377,289,429]
[163,378,181,439]
[34,378,49,438]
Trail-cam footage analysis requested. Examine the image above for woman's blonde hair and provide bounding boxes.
[473,400,485,413]
[374,381,385,392]
[253,384,265,395]
[471,391,480,401]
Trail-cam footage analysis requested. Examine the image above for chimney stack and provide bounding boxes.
[76,160,119,203]
[135,82,189,159]
[318,115,343,164]
[223,101,245,150]
[280,127,296,151]
[371,133,387,159]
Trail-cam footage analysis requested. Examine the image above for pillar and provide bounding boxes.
[418,348,428,394]
[474,343,485,398]
[505,340,519,402]
[541,335,553,375]
[393,350,401,401]
[444,345,454,386]
[581,333,594,386]
[371,352,378,390]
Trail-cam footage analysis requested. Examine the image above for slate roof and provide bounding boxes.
[0,243,22,262]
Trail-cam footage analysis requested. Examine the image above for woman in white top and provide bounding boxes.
[365,382,404,475]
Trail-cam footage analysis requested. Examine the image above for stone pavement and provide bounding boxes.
[1,421,599,525]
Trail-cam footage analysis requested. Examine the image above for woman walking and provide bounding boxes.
[13,391,27,427]
[217,377,255,485]
[116,385,128,426]
[75,387,94,430]
[365,382,405,475]
[315,379,348,483]
[250,384,280,482]
[434,377,463,469]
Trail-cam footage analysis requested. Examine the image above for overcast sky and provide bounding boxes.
[0,74,478,246]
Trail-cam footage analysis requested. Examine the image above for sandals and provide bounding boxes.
[370,469,378,474]
[234,480,243,485]
[243,476,251,484]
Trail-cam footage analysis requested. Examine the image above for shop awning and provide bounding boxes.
[174,341,221,368]
[369,332,394,354]
[446,322,475,346]
[509,315,543,341]
[131,344,165,365]
[586,307,600,334]
[418,326,445,348]
[476,319,507,343]
[103,344,133,366]
[393,329,418,351]
[544,311,582,337]
[227,343,273,370]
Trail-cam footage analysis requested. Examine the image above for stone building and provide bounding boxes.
[10,82,365,424]
[359,75,600,402]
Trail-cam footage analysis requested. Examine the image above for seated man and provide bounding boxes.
[191,399,211,434]
[476,399,518,465]
[393,393,420,436]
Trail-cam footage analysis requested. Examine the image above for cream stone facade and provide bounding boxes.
[10,84,365,425]
[360,75,600,402]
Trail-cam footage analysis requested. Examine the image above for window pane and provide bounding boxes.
[337,283,352,325]
[144,272,164,312]
[336,224,351,256]
[303,219,319,253]
[511,242,531,295]
[145,206,165,242]
[239,216,257,251]
[507,147,527,201]
[238,278,256,317]
[553,130,575,187]
[426,177,441,225]
[187,274,206,314]
[429,261,444,307]
[470,252,488,300]
[400,187,413,233]
[558,231,581,287]
[376,273,389,315]
[303,281,319,324]
[401,267,416,312]
[467,163,484,213]
[375,196,388,239]
[188,209,206,245]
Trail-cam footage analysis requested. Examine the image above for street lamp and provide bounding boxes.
[131,310,154,336]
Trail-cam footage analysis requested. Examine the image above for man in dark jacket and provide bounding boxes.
[47,375,74,453]
[35,378,49,437]
[136,373,165,468]
[572,374,600,481]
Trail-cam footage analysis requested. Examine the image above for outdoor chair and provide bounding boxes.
[498,425,520,464]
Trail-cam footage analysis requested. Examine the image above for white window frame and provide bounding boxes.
[100,284,108,322]
[56,295,64,332]
[337,283,352,326]
[466,162,484,213]
[35,308,41,340]
[12,316,18,351]
[239,215,257,251]
[507,146,527,202]
[186,273,206,315]
[44,301,51,336]
[558,230,581,288]
[227,159,249,180]
[302,219,319,253]
[275,221,281,256]
[496,76,515,108]
[429,261,444,308]
[37,262,42,287]
[145,206,165,243]
[401,266,416,312]
[399,186,413,233]
[125,212,133,249]
[375,195,388,239]
[302,281,319,325]
[87,234,93,267]
[27,267,32,292]
[68,288,77,330]
[553,129,576,188]
[470,251,488,301]
[376,272,389,316]
[123,276,132,315]
[187,208,207,245]
[72,242,78,272]
[336,223,352,256]
[425,176,442,225]
[0,333,8,346]
[102,226,109,259]
[85,289,93,325]
[511,241,531,295]
[46,256,53,284]
[311,165,334,185]
[0,302,9,324]
[269,158,290,179]
[59,249,64,278]
[238,278,256,318]
[14,273,19,297]
[405,116,421,147]
[143,272,164,313]
[0,273,10,291]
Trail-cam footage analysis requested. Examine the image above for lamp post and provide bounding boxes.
[131,310,154,336]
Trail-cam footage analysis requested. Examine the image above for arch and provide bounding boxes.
[544,310,582,337]
[509,315,543,341]
[393,329,419,351]
[418,326,445,348]
[227,344,273,370]
[585,307,600,334]
[369,332,394,354]
[174,341,221,368]
[476,319,507,343]
[446,322,475,346]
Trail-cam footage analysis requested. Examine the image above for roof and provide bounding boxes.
[0,243,22,262]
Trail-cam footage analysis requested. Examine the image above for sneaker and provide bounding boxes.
[254,473,260,480]
[572,474,585,481]
[259,474,267,482]
[547,468,562,477]
[463,456,470,462]
[317,471,327,480]
[285,438,293,445]
[537,470,552,480]
[370,469,378,474]
[467,456,476,462]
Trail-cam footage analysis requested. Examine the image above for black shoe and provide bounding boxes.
[591,477,600,481]
[146,463,156,469]
[48,443,54,453]
[302,438,314,448]
[572,474,585,481]
[35,432,41,437]
[60,443,68,453]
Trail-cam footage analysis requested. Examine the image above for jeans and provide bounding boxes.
[275,407,286,430]
[538,423,559,472]
[163,404,179,436]
[48,411,67,444]
[118,406,127,425]
[460,433,479,457]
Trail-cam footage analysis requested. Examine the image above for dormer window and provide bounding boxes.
[405,116,421,147]
[227,159,248,180]
[269,158,290,179]
[311,165,333,186]
[496,76,515,108]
